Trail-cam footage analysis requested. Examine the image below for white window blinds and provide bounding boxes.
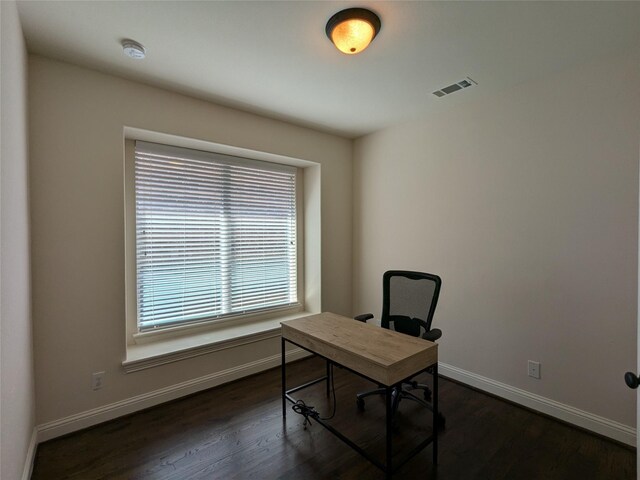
[134,141,298,331]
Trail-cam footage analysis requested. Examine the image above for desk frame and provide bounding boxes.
[281,336,438,478]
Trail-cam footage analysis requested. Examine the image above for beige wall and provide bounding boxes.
[353,51,639,427]
[1,1,36,478]
[29,56,352,426]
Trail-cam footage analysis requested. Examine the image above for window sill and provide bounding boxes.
[123,311,313,373]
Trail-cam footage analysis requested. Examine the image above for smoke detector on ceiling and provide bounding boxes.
[122,39,146,60]
[432,77,477,98]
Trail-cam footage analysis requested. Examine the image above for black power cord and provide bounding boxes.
[291,364,338,428]
[291,399,319,428]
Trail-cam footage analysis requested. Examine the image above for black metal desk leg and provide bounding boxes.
[326,360,331,397]
[386,386,393,479]
[281,337,286,418]
[433,363,438,465]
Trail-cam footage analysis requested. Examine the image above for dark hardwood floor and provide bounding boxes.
[32,357,635,479]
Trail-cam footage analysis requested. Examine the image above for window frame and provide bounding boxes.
[124,138,305,344]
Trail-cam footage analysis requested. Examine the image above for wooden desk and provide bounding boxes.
[281,312,439,478]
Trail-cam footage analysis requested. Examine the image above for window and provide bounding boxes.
[133,141,299,332]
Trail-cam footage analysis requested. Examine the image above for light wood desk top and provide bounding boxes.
[281,312,437,386]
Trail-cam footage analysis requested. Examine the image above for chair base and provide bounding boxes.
[356,384,446,430]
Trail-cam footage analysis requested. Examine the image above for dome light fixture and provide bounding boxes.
[122,39,146,60]
[325,8,381,55]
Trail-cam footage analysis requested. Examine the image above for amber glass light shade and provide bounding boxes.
[331,18,375,54]
[326,8,381,55]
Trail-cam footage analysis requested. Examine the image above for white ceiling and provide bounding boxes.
[16,1,640,138]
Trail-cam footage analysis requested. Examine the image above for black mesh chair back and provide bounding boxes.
[382,270,441,338]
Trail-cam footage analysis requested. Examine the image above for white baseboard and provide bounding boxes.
[21,427,38,480]
[34,354,635,448]
[439,362,636,446]
[37,348,310,443]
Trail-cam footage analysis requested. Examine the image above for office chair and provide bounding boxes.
[355,270,445,428]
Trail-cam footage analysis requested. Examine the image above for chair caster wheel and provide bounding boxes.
[356,397,365,411]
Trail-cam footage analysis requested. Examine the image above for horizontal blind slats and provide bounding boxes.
[135,141,297,331]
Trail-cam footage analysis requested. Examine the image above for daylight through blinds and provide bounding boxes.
[135,141,298,330]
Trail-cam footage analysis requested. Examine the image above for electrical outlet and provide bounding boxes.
[528,361,541,379]
[92,371,105,390]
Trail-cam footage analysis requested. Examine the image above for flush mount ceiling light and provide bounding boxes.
[326,8,381,55]
[122,39,146,59]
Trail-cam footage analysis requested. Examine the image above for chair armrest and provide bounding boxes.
[422,328,442,342]
[354,313,374,323]
[413,318,442,342]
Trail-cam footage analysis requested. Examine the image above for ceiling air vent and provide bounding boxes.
[432,77,477,98]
